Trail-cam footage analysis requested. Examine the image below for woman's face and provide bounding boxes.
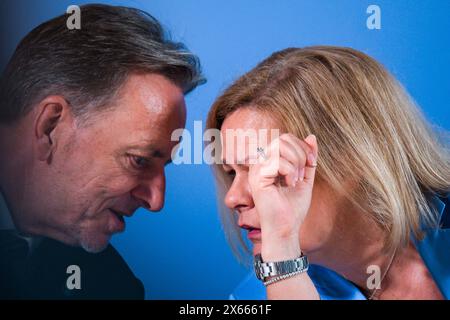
[220,107,340,257]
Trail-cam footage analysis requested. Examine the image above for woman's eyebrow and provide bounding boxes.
[221,158,252,167]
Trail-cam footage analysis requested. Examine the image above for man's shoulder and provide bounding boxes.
[21,237,144,299]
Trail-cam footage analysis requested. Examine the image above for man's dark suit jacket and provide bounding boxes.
[0,235,144,299]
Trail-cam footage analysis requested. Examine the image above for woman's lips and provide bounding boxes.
[239,224,262,240]
[247,228,261,240]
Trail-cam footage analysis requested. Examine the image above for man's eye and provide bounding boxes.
[130,155,150,170]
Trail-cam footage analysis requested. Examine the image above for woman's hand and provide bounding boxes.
[248,133,318,261]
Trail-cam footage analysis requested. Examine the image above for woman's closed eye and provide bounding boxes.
[224,168,236,179]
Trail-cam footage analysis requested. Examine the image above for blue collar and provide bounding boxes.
[231,194,450,300]
[414,194,450,299]
[433,194,449,228]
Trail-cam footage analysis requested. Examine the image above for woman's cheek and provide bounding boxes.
[298,214,328,254]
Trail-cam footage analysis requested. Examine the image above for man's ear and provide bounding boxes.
[34,96,72,162]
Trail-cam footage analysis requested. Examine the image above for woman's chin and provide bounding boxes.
[252,243,262,256]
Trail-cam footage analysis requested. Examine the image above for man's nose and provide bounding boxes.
[131,171,166,212]
[224,175,253,211]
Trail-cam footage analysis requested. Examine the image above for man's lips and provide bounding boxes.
[110,210,125,223]
[109,209,134,218]
[108,209,134,232]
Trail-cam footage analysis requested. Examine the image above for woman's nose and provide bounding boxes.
[224,174,253,211]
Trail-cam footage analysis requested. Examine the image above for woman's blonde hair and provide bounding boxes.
[206,46,450,259]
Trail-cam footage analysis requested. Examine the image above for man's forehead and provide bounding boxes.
[118,73,186,118]
[103,75,186,140]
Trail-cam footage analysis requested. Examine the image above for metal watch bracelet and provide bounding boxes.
[254,253,309,282]
[263,270,306,286]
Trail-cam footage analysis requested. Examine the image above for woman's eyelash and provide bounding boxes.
[225,170,236,177]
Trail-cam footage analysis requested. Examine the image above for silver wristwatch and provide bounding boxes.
[254,254,309,281]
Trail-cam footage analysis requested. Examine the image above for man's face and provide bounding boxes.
[34,74,186,252]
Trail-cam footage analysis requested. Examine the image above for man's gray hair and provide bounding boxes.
[0,4,205,123]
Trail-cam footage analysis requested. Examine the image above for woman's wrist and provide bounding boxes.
[261,236,302,261]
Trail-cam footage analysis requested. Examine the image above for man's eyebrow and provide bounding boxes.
[129,144,167,159]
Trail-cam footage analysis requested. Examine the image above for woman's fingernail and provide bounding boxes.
[308,153,315,165]
[298,167,305,181]
[305,134,316,145]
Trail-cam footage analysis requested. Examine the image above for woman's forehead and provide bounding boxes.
[220,107,279,132]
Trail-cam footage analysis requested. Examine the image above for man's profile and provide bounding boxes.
[0,4,203,299]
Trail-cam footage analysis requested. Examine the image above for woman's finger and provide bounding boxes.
[278,136,307,170]
[280,133,315,179]
[276,157,299,187]
[302,134,318,185]
[252,149,300,188]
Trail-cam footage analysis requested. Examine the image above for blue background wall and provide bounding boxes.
[1,0,449,299]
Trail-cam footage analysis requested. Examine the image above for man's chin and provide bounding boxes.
[80,234,112,253]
